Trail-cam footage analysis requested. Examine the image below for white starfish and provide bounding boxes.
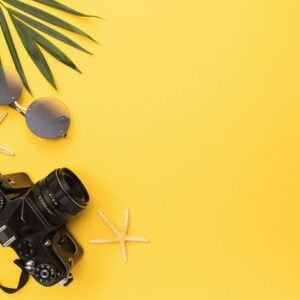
[89,209,149,263]
[0,112,14,156]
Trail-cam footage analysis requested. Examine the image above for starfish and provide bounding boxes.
[89,209,149,263]
[0,112,14,156]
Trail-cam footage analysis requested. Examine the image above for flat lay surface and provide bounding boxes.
[1,0,300,299]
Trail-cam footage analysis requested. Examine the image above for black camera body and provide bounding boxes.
[0,169,89,287]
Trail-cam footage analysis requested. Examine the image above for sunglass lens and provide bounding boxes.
[25,97,70,139]
[0,66,23,105]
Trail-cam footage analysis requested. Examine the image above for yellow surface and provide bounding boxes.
[1,0,300,299]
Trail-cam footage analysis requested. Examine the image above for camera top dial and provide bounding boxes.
[16,240,36,259]
[34,263,57,286]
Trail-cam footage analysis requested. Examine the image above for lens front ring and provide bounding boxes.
[54,169,86,209]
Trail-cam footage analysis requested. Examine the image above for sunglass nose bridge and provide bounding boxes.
[9,101,28,116]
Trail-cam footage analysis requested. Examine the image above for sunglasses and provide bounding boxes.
[0,65,70,139]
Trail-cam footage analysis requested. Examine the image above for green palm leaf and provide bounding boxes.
[3,0,96,41]
[0,0,97,92]
[0,7,31,93]
[8,8,91,54]
[33,0,100,18]
[12,13,56,88]
[10,13,81,74]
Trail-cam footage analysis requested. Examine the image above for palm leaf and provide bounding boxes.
[10,13,81,74]
[33,0,100,18]
[11,13,81,73]
[11,15,56,88]
[8,8,91,54]
[0,7,31,93]
[3,0,96,41]
[0,0,98,92]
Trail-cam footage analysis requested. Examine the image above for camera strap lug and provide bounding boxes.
[57,273,73,286]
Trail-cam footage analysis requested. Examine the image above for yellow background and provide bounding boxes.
[0,0,300,299]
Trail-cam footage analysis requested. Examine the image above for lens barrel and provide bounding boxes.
[29,168,89,226]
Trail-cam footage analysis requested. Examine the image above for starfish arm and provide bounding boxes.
[89,238,119,244]
[0,146,15,156]
[125,236,149,242]
[97,210,121,236]
[90,210,149,263]
[0,112,8,123]
[119,240,128,263]
[123,209,130,235]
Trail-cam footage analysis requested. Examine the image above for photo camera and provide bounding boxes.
[0,168,89,288]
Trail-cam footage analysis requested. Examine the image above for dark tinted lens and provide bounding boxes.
[25,97,70,139]
[0,66,23,105]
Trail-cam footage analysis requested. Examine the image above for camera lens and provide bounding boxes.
[29,168,89,226]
